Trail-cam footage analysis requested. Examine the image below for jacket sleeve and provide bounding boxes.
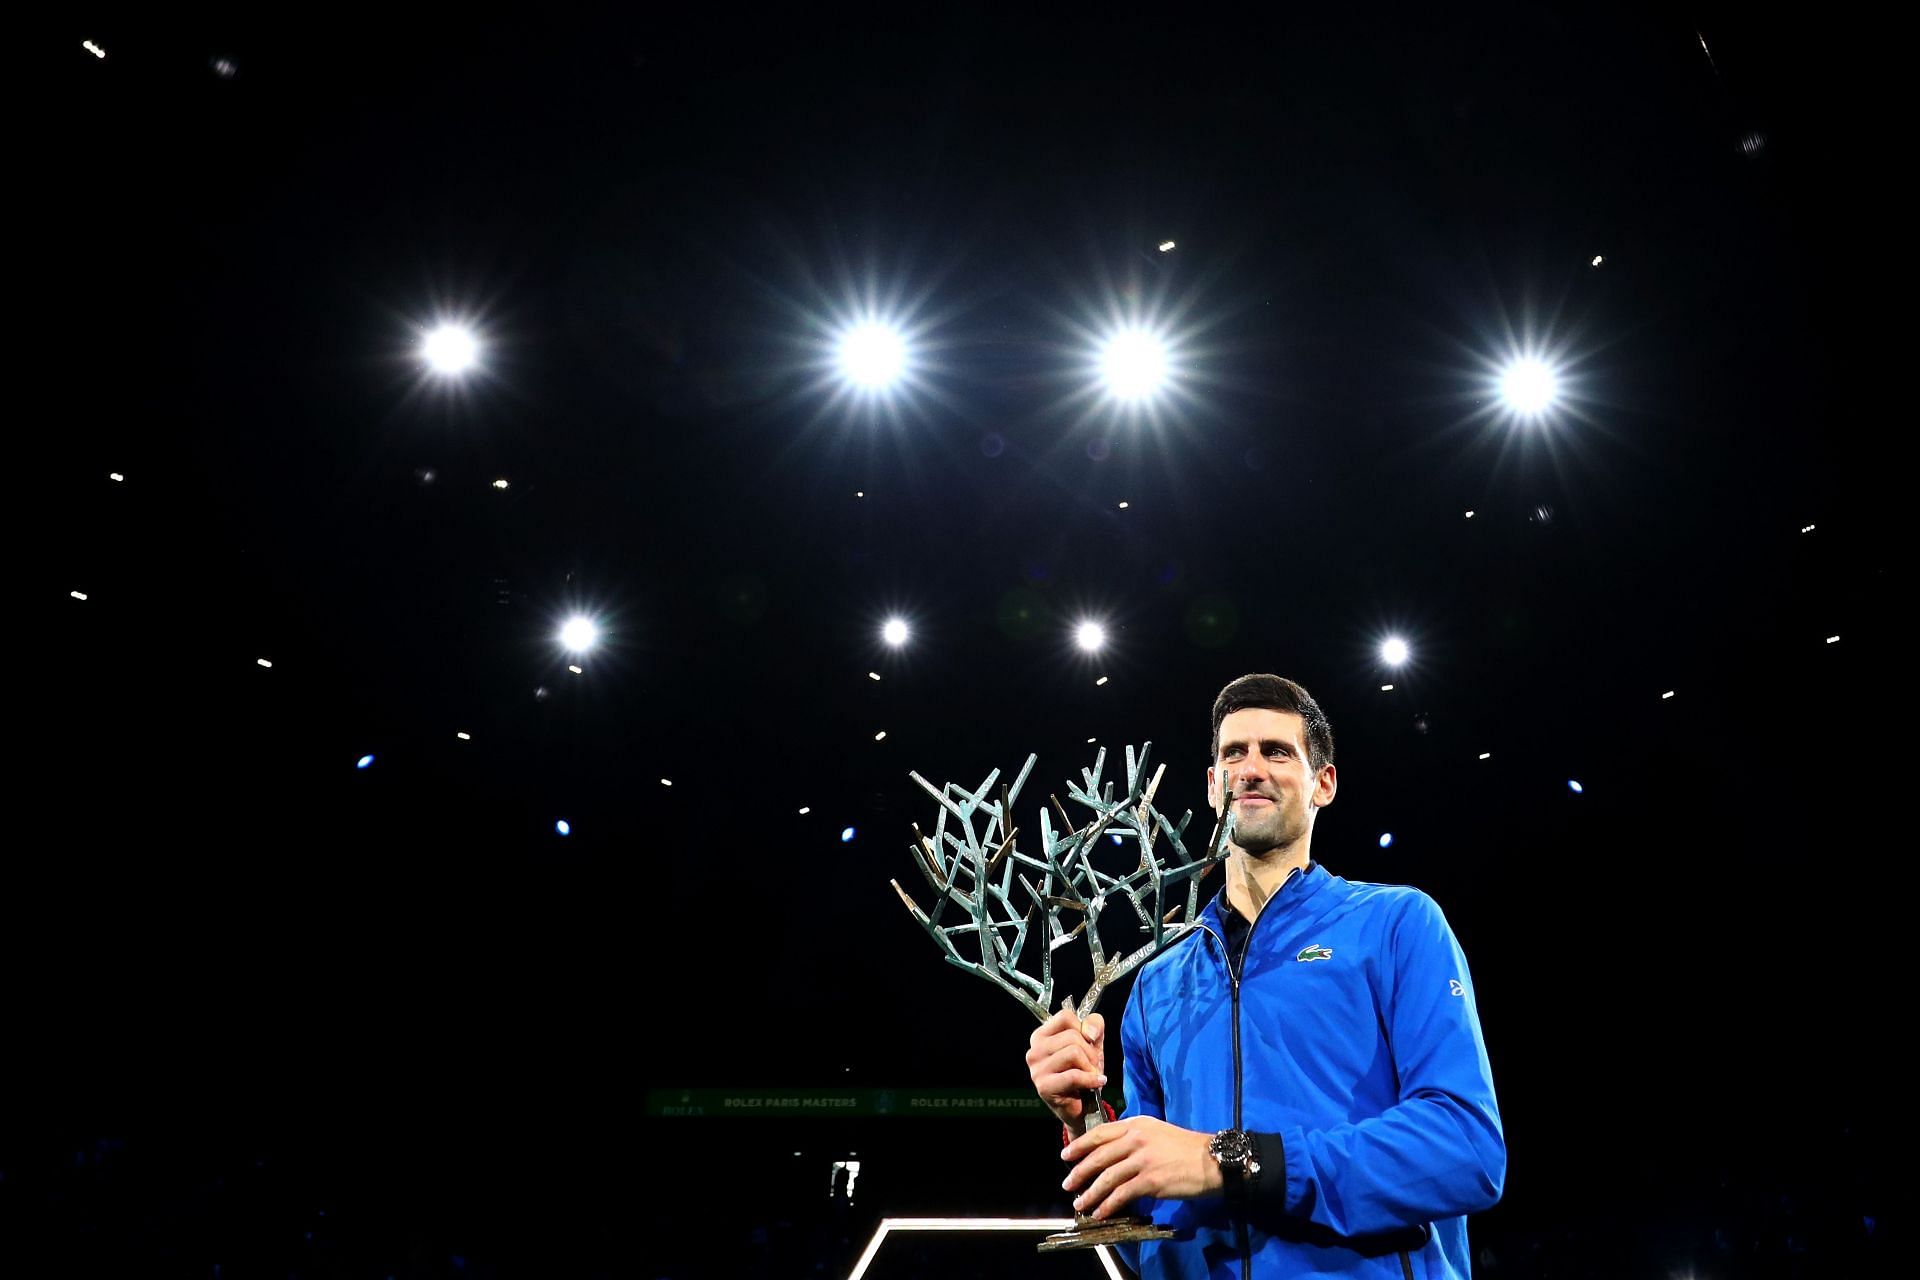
[1258,891,1506,1235]
[1118,980,1165,1122]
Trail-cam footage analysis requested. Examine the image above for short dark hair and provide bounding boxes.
[1210,674,1336,774]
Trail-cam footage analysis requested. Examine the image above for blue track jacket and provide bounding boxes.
[1115,862,1505,1278]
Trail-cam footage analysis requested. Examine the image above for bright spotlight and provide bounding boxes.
[1381,637,1410,666]
[356,754,375,770]
[1099,328,1169,402]
[1075,621,1107,652]
[555,819,572,836]
[559,616,599,653]
[840,826,857,843]
[1499,357,1558,416]
[1567,780,1584,794]
[422,324,479,374]
[1378,832,1394,848]
[881,618,909,647]
[837,323,908,390]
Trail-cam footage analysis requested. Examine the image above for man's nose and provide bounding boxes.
[1232,757,1269,790]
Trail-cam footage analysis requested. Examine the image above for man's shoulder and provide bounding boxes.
[1324,874,1442,927]
[1132,922,1210,987]
[1328,872,1430,908]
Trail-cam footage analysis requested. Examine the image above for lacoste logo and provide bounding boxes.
[1449,980,1466,997]
[1296,945,1334,962]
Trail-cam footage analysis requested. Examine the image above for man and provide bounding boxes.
[1026,673,1505,1278]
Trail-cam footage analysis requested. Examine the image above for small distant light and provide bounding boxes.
[1800,523,1815,533]
[799,806,811,815]
[868,671,881,681]
[1095,675,1109,686]
[492,479,510,490]
[840,826,856,843]
[1158,241,1176,252]
[1464,510,1475,518]
[256,658,273,668]
[856,491,865,498]
[456,731,471,740]
[1378,832,1394,848]
[356,755,375,770]
[1478,752,1491,761]
[1591,254,1603,267]
[70,590,88,601]
[556,819,572,836]
[1380,683,1394,692]
[211,57,238,78]
[83,40,106,58]
[874,730,887,741]
[660,778,672,787]
[1110,833,1124,845]
[1087,737,1096,743]
[568,664,583,674]
[882,618,909,647]
[1661,690,1675,700]
[1117,501,1129,509]
[1567,780,1584,793]
[1826,635,1840,644]
[109,472,124,482]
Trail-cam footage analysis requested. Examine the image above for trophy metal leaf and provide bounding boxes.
[891,741,1237,1253]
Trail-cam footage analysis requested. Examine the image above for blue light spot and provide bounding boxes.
[1378,832,1394,848]
[555,819,571,836]
[840,826,856,843]
[1110,833,1124,845]
[1567,779,1584,793]
[356,754,375,770]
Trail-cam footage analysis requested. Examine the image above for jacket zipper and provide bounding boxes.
[1214,863,1302,1280]
[1213,866,1422,1280]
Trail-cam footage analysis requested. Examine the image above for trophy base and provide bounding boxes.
[1035,1213,1175,1252]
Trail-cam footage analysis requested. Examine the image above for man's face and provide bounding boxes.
[1207,707,1337,857]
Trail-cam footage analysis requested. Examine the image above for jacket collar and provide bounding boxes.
[1201,857,1328,935]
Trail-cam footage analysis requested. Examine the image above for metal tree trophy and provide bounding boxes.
[890,742,1236,1254]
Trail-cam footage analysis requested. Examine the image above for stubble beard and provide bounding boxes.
[1230,804,1296,859]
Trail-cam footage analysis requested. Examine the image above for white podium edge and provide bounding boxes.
[846,1216,1123,1280]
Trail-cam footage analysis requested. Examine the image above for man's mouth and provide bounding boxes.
[1235,796,1273,807]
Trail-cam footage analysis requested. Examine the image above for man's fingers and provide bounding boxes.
[1041,1068,1104,1102]
[1072,1152,1136,1218]
[1037,1043,1100,1079]
[1085,1171,1145,1221]
[1060,1116,1128,1165]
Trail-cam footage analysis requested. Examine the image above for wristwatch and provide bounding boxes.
[1209,1128,1261,1200]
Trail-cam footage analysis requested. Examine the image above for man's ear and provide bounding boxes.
[1312,763,1337,808]
[1206,765,1220,811]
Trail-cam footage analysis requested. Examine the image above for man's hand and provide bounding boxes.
[1060,1116,1222,1220]
[1026,1001,1105,1126]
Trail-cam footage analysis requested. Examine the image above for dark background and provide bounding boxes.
[16,5,1895,1277]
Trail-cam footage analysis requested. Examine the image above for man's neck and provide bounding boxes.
[1225,843,1311,921]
